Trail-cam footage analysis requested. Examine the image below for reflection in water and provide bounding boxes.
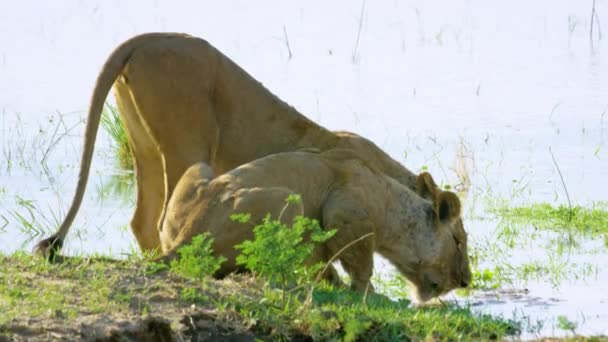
[97,170,135,205]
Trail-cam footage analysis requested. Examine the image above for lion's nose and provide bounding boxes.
[461,268,472,288]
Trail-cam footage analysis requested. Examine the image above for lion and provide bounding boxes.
[35,32,422,260]
[161,149,471,301]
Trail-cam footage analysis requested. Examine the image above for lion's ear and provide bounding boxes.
[416,172,437,200]
[436,191,461,224]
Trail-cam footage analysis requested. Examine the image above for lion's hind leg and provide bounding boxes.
[114,85,163,253]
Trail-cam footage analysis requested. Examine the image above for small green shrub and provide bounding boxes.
[169,233,226,284]
[232,195,336,309]
[144,261,169,275]
[235,214,335,288]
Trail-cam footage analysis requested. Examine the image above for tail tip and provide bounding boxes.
[33,235,64,262]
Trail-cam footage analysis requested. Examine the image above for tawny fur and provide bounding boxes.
[35,33,419,257]
[161,149,472,301]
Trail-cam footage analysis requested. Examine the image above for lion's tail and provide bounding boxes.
[34,32,189,261]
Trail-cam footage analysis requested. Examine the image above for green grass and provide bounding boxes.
[305,285,519,340]
[234,206,336,287]
[488,201,608,237]
[0,252,135,323]
[0,251,521,340]
[101,103,133,171]
[467,200,608,289]
[557,315,578,333]
[1,204,523,339]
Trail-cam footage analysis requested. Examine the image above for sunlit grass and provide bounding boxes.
[101,104,133,171]
[488,201,608,237]
[0,252,522,340]
[467,200,608,289]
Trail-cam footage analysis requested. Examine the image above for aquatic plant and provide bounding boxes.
[100,104,133,171]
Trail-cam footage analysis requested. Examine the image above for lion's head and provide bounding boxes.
[384,172,471,302]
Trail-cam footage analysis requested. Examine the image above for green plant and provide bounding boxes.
[488,201,608,237]
[101,103,133,170]
[556,315,577,333]
[235,214,336,306]
[180,287,208,303]
[233,196,336,309]
[10,195,59,238]
[477,200,608,287]
[470,268,501,289]
[145,261,169,275]
[169,233,226,284]
[343,317,372,342]
[1,251,523,340]
[96,171,135,203]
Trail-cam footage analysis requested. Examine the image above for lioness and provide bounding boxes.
[161,149,471,301]
[35,32,421,259]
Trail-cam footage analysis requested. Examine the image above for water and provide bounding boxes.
[1,0,607,337]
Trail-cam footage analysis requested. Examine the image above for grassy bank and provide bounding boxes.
[0,252,520,341]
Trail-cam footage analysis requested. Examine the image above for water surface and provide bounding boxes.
[1,1,607,337]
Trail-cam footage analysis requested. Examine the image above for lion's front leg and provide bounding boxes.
[321,188,377,294]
